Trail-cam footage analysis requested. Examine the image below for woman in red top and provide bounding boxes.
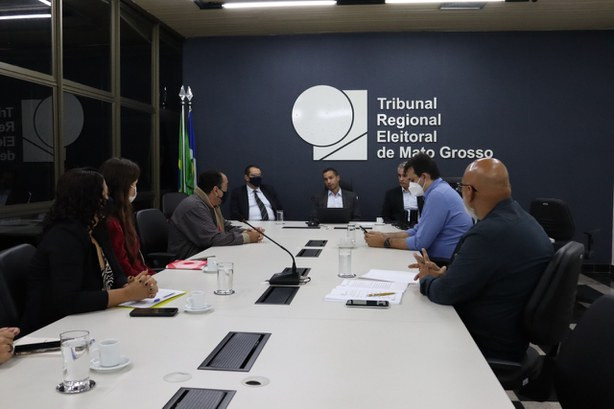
[100,158,155,277]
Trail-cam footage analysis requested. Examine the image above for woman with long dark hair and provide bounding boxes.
[100,157,154,277]
[21,168,157,334]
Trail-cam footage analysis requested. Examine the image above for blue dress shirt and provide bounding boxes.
[405,178,473,259]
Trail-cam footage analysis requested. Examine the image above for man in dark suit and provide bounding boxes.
[229,165,283,221]
[381,161,422,227]
[311,168,360,221]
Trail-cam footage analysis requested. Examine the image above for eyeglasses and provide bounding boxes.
[456,182,478,193]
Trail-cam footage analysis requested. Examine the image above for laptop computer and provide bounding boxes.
[316,207,352,224]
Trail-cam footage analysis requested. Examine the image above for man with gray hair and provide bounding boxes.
[381,161,421,227]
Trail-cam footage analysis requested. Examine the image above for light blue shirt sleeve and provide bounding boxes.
[405,189,448,251]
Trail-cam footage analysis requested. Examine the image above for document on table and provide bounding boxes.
[324,279,408,304]
[360,269,419,285]
[119,288,185,308]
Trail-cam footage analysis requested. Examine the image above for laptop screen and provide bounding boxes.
[316,207,352,224]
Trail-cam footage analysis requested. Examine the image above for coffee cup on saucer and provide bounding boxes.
[204,257,217,273]
[186,290,207,310]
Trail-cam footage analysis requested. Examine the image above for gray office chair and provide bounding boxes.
[0,243,36,327]
[554,294,614,409]
[162,192,188,219]
[489,241,584,391]
[135,209,176,269]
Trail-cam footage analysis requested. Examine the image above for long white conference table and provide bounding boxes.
[1,221,513,409]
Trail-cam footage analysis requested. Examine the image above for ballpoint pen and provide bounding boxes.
[367,292,396,297]
[153,292,175,303]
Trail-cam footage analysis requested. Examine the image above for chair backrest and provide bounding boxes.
[162,192,188,219]
[523,241,584,346]
[554,294,614,409]
[135,208,169,255]
[0,243,36,327]
[529,198,575,241]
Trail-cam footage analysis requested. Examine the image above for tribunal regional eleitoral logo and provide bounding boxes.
[292,85,367,161]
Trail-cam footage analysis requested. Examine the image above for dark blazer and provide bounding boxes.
[311,189,361,221]
[229,184,284,221]
[381,186,422,226]
[21,221,126,335]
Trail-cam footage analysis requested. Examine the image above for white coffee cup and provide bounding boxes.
[375,217,384,224]
[186,290,207,309]
[205,257,217,272]
[98,338,122,368]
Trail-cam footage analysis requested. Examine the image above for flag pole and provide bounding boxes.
[178,85,187,193]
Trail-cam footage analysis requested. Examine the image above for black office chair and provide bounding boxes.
[0,243,36,327]
[529,198,575,251]
[135,209,176,269]
[443,177,462,196]
[162,192,188,219]
[338,179,353,192]
[554,294,614,409]
[489,241,584,391]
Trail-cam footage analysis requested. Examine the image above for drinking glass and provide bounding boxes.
[276,210,284,225]
[214,262,235,295]
[338,248,355,278]
[57,330,95,394]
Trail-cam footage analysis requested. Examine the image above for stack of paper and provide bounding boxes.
[360,269,419,285]
[325,279,408,304]
[324,269,418,304]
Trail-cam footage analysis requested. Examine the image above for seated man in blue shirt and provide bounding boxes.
[411,158,554,361]
[365,153,472,261]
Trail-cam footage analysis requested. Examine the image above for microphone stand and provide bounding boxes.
[241,219,310,285]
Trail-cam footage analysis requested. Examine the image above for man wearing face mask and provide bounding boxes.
[411,158,553,361]
[381,161,423,227]
[168,170,263,259]
[365,153,472,261]
[230,165,283,221]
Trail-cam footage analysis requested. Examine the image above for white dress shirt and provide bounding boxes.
[247,187,275,220]
[402,188,418,211]
[327,189,344,208]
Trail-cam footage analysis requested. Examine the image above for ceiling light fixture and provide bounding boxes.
[386,0,503,3]
[222,1,336,9]
[38,0,52,6]
[0,14,52,20]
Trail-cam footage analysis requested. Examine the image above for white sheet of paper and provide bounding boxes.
[119,288,185,308]
[324,279,408,304]
[360,269,419,285]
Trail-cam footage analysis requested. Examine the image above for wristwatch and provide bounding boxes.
[384,238,391,248]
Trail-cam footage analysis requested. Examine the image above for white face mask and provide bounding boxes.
[408,177,425,197]
[129,186,137,203]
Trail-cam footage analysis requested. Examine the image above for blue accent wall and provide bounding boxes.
[184,31,614,264]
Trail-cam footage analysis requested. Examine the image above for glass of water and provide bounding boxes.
[338,248,355,278]
[214,262,235,295]
[276,210,284,225]
[346,223,356,247]
[57,330,95,394]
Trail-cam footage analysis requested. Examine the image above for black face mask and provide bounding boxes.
[249,176,262,188]
[220,190,228,204]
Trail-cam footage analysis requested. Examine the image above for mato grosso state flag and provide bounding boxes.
[178,86,197,195]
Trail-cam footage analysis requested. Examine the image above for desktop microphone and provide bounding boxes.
[240,219,308,285]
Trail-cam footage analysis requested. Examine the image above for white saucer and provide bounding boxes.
[184,304,213,313]
[90,356,131,372]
